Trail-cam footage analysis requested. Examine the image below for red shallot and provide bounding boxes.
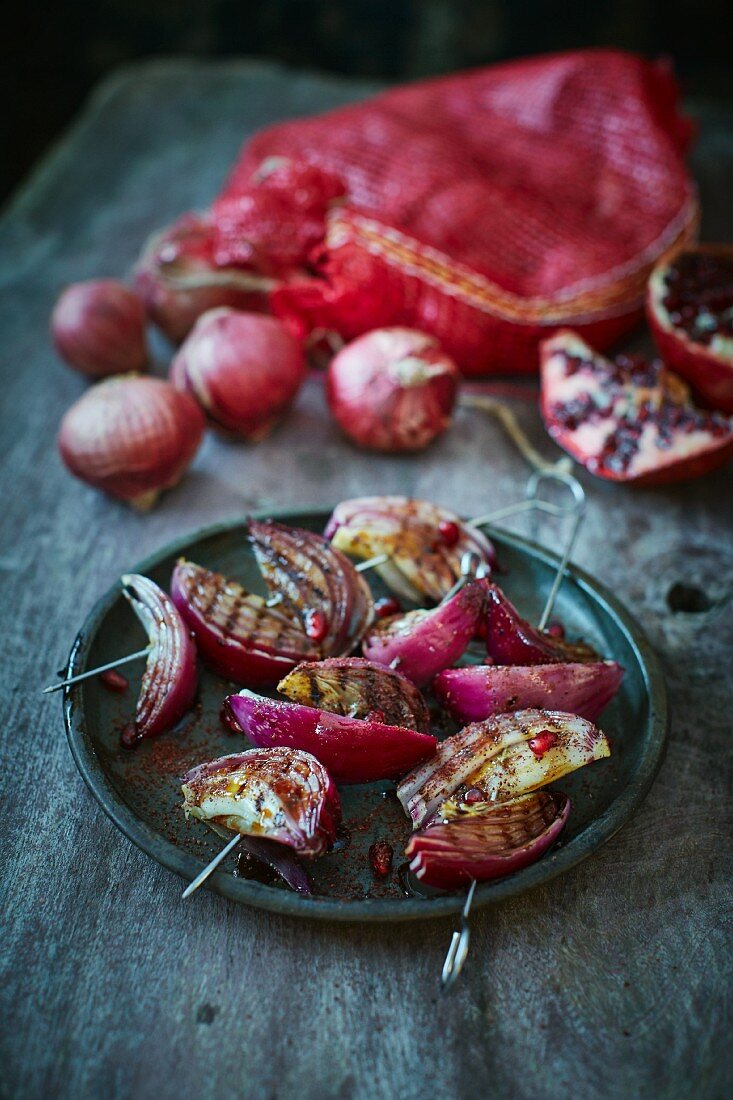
[398,709,609,827]
[405,790,570,890]
[58,376,205,509]
[326,328,459,452]
[361,580,486,686]
[51,279,148,378]
[227,689,437,784]
[170,559,320,687]
[434,661,624,723]
[170,308,305,441]
[182,747,340,858]
[120,573,197,746]
[325,496,496,603]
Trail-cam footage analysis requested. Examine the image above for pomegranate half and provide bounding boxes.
[540,330,733,485]
[647,245,733,413]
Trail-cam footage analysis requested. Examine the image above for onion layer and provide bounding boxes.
[227,689,437,784]
[249,520,373,657]
[325,496,496,602]
[120,573,197,745]
[484,583,597,664]
[170,559,319,686]
[434,661,624,723]
[405,790,570,890]
[398,708,609,827]
[278,657,430,731]
[182,747,340,858]
[361,580,486,686]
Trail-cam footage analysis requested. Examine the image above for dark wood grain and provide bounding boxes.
[0,60,731,1100]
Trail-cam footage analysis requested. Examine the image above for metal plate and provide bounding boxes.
[63,509,668,922]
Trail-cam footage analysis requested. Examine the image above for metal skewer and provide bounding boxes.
[41,647,150,694]
[181,832,242,899]
[438,467,586,989]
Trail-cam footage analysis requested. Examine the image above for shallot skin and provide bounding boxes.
[51,279,148,378]
[58,376,205,509]
[170,308,305,440]
[326,328,459,452]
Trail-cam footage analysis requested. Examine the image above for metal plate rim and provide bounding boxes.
[63,508,669,923]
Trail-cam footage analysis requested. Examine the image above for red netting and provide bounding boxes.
[168,50,698,375]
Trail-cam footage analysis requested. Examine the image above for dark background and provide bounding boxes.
[5,0,731,204]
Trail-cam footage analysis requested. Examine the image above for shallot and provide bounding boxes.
[326,328,459,452]
[58,376,205,509]
[170,308,305,440]
[120,573,197,746]
[51,279,148,378]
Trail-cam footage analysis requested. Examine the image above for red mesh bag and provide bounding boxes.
[139,50,697,375]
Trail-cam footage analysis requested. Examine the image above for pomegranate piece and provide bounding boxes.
[540,331,733,485]
[647,245,733,413]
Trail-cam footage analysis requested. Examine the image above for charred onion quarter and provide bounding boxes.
[540,330,733,485]
[398,709,610,829]
[647,245,733,413]
[227,689,437,785]
[277,657,431,731]
[483,583,599,665]
[434,661,624,724]
[405,790,571,890]
[119,573,197,747]
[325,496,496,603]
[249,519,374,656]
[171,559,320,687]
[362,579,487,686]
[182,747,340,859]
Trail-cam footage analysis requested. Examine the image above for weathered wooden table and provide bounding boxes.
[1,60,731,1100]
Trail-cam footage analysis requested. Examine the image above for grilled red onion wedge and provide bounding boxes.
[484,583,597,664]
[434,661,624,723]
[362,580,486,686]
[227,689,437,784]
[120,573,197,746]
[182,747,340,858]
[249,520,374,656]
[171,559,319,687]
[325,496,496,603]
[398,709,609,827]
[278,657,430,731]
[405,790,570,890]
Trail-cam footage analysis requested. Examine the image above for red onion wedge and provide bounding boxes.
[278,657,430,731]
[227,689,437,784]
[325,496,496,603]
[249,520,374,656]
[361,580,486,686]
[120,573,197,746]
[182,747,340,859]
[484,583,598,664]
[434,661,624,724]
[170,559,319,687]
[405,790,570,890]
[398,709,609,827]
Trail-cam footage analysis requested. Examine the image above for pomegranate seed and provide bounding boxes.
[99,669,128,693]
[438,520,460,547]
[463,787,485,804]
[120,722,140,749]
[528,730,558,758]
[369,840,393,877]
[219,700,240,733]
[546,622,565,639]
[374,596,402,619]
[304,609,328,642]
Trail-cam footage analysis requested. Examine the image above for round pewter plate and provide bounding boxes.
[63,509,668,922]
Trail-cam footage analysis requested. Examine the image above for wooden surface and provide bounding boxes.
[1,60,732,1100]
